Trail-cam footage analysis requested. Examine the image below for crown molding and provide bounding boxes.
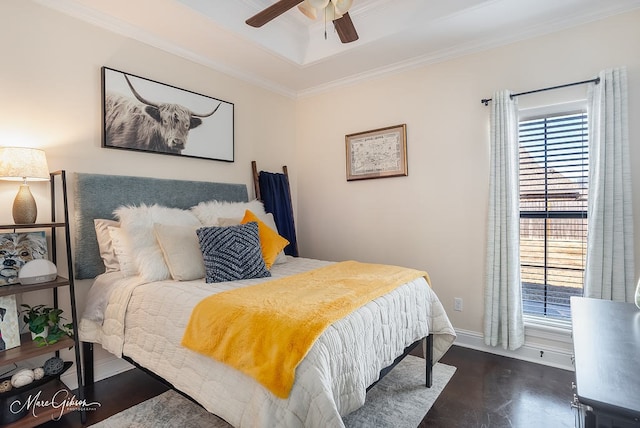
[34,0,640,100]
[34,0,298,98]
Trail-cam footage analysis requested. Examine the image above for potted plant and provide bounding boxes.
[19,304,73,347]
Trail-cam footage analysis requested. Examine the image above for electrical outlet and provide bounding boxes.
[454,297,463,312]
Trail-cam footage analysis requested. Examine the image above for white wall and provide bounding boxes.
[0,0,297,382]
[295,10,640,363]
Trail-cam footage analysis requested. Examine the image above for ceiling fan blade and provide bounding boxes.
[333,12,358,43]
[246,0,304,27]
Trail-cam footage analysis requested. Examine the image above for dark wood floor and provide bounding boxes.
[44,345,575,427]
[418,346,575,427]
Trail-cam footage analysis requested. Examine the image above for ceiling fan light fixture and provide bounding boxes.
[323,4,342,22]
[331,0,352,15]
[306,0,330,10]
[298,2,317,19]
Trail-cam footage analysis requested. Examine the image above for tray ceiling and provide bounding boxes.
[37,0,640,97]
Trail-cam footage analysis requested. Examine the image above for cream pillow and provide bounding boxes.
[114,204,201,282]
[108,226,138,277]
[217,217,241,227]
[94,219,120,273]
[154,224,205,281]
[191,200,266,226]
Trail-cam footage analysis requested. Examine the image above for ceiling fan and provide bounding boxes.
[246,0,359,43]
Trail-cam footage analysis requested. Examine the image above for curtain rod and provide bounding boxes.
[480,77,600,106]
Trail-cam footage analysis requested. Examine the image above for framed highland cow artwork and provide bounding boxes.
[101,67,234,162]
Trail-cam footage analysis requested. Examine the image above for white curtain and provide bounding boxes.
[484,90,524,351]
[585,67,635,301]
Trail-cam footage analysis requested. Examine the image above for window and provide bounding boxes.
[519,109,588,322]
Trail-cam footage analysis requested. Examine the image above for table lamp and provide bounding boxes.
[0,147,50,224]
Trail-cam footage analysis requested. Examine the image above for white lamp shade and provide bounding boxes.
[0,147,50,181]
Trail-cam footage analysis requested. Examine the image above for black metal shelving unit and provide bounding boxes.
[0,170,85,427]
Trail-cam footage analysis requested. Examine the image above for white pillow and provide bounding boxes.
[191,199,266,226]
[108,226,138,277]
[94,219,120,273]
[154,224,205,281]
[114,204,201,282]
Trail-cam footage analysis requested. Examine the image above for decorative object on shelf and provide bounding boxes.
[635,277,640,309]
[18,259,57,285]
[43,356,65,376]
[33,367,44,380]
[0,231,48,286]
[102,67,234,162]
[19,304,73,347]
[0,147,50,224]
[10,368,34,388]
[345,124,408,181]
[0,295,20,351]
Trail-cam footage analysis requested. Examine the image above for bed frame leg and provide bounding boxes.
[424,334,434,388]
[82,342,94,386]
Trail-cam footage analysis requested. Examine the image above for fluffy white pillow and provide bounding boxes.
[94,219,120,273]
[154,224,205,281]
[114,204,201,282]
[191,200,266,226]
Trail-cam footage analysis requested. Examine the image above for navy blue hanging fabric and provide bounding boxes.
[258,171,298,256]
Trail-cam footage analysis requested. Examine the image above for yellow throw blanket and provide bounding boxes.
[181,261,430,398]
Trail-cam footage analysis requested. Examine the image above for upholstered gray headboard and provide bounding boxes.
[73,173,248,279]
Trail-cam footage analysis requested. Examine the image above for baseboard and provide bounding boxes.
[453,328,575,371]
[61,354,133,390]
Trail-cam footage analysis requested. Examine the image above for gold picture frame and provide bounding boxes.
[345,124,407,181]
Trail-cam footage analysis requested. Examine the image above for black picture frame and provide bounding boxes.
[101,67,234,162]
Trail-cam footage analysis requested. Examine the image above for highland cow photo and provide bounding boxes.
[101,67,234,162]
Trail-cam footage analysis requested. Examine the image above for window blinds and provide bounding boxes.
[519,112,588,319]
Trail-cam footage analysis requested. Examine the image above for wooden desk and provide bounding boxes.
[571,296,640,427]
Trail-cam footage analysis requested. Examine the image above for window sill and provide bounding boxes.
[524,315,572,343]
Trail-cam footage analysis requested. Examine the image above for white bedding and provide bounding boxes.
[80,257,456,428]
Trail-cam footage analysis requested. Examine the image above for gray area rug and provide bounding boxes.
[92,356,455,428]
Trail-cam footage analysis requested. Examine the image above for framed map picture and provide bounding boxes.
[0,232,48,286]
[345,124,408,181]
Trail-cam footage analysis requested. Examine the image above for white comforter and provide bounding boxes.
[80,257,456,428]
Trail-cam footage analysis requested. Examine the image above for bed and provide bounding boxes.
[74,172,456,428]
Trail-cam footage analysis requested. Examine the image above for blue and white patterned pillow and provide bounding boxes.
[197,222,271,283]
